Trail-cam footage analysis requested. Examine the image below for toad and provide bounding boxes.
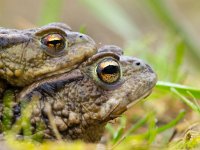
[13,45,157,142]
[0,22,96,92]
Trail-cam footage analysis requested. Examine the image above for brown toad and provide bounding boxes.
[0,22,96,89]
[13,45,157,142]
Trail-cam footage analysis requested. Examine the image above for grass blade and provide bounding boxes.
[156,81,200,99]
[171,88,200,113]
[157,110,186,133]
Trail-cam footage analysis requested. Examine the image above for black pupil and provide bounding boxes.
[48,40,61,47]
[102,65,119,74]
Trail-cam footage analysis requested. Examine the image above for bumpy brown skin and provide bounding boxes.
[14,46,157,143]
[0,23,97,87]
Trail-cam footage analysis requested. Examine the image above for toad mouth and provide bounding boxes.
[112,81,157,115]
[127,88,153,109]
[127,80,157,109]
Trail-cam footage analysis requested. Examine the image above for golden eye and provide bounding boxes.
[41,33,66,56]
[96,58,121,84]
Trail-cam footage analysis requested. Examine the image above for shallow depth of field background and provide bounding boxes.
[0,0,200,149]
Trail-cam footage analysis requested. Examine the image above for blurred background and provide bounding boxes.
[1,0,200,148]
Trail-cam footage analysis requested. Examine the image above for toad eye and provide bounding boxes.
[41,33,66,56]
[96,58,121,84]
